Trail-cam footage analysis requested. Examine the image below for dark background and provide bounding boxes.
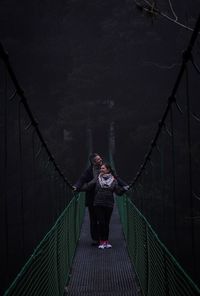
[0,0,199,179]
[0,0,200,293]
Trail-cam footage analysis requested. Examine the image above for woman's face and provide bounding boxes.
[100,165,109,174]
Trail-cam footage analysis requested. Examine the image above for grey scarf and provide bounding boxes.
[98,173,114,188]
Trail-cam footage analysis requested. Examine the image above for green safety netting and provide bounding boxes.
[117,195,200,296]
[4,193,85,296]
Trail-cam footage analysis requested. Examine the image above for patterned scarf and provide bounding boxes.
[98,173,114,188]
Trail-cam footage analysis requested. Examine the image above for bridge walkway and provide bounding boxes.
[65,205,142,296]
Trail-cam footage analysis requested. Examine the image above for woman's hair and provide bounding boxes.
[102,163,116,177]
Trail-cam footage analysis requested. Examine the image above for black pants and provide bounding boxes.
[95,206,113,241]
[88,205,99,241]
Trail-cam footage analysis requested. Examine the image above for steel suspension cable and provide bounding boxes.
[18,101,25,259]
[3,65,9,286]
[149,162,154,219]
[185,66,196,279]
[31,130,38,244]
[0,42,73,191]
[139,181,144,212]
[158,132,166,229]
[170,104,177,248]
[129,13,200,189]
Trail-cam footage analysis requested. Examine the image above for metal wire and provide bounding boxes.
[3,65,9,287]
[129,13,200,190]
[0,42,73,190]
[116,196,200,296]
[185,66,196,278]
[170,105,177,247]
[18,101,25,259]
[4,194,85,296]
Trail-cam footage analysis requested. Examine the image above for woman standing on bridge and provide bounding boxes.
[83,163,127,249]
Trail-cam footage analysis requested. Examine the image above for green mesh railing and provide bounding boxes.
[4,193,85,296]
[117,195,200,296]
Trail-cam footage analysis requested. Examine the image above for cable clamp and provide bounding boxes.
[49,156,54,162]
[151,140,156,147]
[32,119,38,127]
[0,43,8,60]
[19,94,26,103]
[168,95,176,104]
[182,49,192,63]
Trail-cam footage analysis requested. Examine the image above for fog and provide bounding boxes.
[1,0,200,293]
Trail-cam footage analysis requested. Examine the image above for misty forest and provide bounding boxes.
[0,0,200,294]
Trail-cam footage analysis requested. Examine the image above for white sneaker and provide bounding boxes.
[98,244,105,249]
[98,241,106,249]
[105,241,112,248]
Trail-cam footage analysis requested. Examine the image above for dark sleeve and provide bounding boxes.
[114,180,126,196]
[115,175,128,187]
[80,177,97,191]
[73,166,93,190]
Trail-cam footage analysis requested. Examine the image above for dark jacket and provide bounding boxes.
[74,166,128,207]
[74,165,96,206]
[83,177,125,208]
